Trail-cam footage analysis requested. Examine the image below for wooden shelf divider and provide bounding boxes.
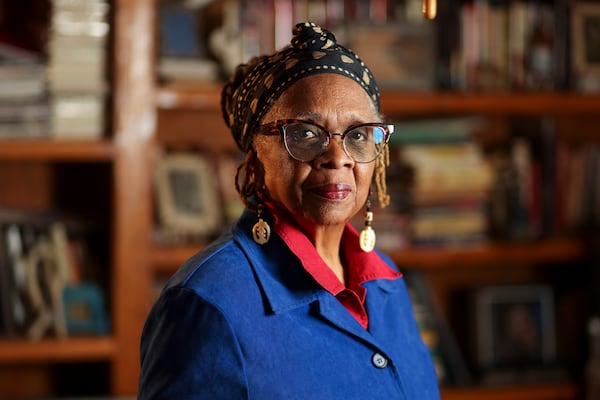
[0,140,114,162]
[441,382,580,400]
[0,336,117,364]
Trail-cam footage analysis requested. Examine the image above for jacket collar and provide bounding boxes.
[232,209,402,315]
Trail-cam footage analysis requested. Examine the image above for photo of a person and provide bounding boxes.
[493,302,543,366]
[475,285,556,370]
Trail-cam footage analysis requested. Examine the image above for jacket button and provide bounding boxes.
[372,352,388,368]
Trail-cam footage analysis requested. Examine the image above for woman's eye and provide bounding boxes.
[293,125,320,141]
[348,129,368,142]
[301,129,318,139]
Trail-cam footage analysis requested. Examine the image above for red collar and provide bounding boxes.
[266,204,402,300]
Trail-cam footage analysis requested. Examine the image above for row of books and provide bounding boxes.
[452,0,562,91]
[0,210,109,340]
[158,0,436,86]
[158,0,591,92]
[0,42,50,139]
[380,117,493,248]
[374,115,599,249]
[46,0,110,139]
[0,0,110,141]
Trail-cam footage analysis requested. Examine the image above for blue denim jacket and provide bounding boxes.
[138,210,440,399]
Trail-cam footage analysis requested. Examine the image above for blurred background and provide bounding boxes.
[0,0,599,398]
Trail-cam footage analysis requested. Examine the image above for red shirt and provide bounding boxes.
[268,206,402,329]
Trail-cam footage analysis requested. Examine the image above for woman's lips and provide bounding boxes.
[310,183,352,200]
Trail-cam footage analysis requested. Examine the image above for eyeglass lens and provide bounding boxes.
[283,122,387,163]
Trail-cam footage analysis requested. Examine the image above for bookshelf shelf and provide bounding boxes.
[387,237,586,269]
[156,83,222,110]
[0,139,114,162]
[0,336,117,363]
[380,91,600,116]
[150,237,585,274]
[156,85,600,116]
[441,382,579,400]
[151,244,202,273]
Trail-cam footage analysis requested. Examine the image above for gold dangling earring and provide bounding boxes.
[252,204,271,245]
[359,197,376,252]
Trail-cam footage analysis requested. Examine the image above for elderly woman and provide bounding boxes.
[138,22,439,399]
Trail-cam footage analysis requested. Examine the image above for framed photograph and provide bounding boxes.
[154,153,221,236]
[347,23,436,91]
[571,3,600,91]
[474,284,556,370]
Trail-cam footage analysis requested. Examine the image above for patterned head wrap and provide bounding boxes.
[221,22,380,153]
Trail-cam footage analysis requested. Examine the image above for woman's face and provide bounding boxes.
[254,74,379,229]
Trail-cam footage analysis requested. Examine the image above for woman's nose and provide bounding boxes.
[315,134,354,168]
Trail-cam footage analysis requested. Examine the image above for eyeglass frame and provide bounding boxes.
[256,118,394,163]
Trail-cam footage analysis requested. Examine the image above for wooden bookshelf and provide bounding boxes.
[0,140,115,162]
[0,0,155,397]
[1,0,598,398]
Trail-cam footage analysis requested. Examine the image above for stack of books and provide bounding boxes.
[46,0,110,140]
[393,117,493,247]
[0,42,50,139]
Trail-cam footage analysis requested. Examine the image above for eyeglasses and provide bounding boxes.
[257,119,394,163]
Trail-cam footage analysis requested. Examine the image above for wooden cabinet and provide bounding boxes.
[0,0,154,397]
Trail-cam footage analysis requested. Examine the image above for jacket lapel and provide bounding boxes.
[232,210,396,349]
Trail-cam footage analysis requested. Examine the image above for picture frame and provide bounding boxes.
[346,23,436,91]
[474,284,556,370]
[571,3,600,92]
[154,153,221,236]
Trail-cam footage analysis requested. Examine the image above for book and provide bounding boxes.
[157,2,219,85]
[45,0,110,139]
[0,101,50,139]
[399,142,493,197]
[50,94,105,140]
[0,225,17,337]
[0,209,100,339]
[404,269,474,386]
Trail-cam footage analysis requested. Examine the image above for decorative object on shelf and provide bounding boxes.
[472,284,567,385]
[526,6,555,91]
[422,0,437,19]
[571,2,600,92]
[63,283,109,335]
[154,152,222,241]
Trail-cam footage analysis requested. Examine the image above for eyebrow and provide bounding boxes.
[293,111,380,124]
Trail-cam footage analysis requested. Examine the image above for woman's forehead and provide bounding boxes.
[264,74,378,120]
